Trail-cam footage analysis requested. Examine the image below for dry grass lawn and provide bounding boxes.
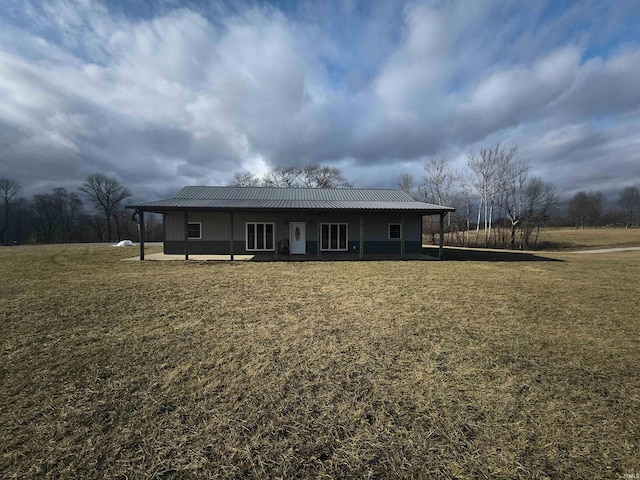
[537,226,640,250]
[1,243,639,478]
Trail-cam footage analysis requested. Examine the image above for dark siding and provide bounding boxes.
[163,212,424,256]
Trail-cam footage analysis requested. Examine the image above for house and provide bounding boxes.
[126,186,455,260]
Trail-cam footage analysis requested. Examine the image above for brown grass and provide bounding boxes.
[537,226,640,250]
[1,244,639,478]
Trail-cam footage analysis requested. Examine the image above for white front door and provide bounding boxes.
[290,222,306,254]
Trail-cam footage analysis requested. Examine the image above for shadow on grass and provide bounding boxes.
[423,246,564,262]
[246,249,563,263]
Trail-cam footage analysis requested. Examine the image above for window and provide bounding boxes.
[388,223,401,239]
[321,223,348,251]
[246,222,274,251]
[187,222,202,239]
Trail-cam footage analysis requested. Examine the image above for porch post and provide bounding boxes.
[317,214,321,260]
[439,213,445,260]
[359,215,364,259]
[400,215,405,259]
[229,211,234,261]
[184,211,189,261]
[273,216,278,260]
[137,209,145,261]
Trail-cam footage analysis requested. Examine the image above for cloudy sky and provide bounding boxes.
[1,0,639,202]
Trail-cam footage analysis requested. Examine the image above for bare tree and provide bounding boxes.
[32,193,60,243]
[568,191,603,229]
[420,157,457,206]
[568,192,589,229]
[299,165,353,188]
[421,157,459,244]
[468,144,519,247]
[394,173,416,196]
[520,178,559,249]
[11,198,32,244]
[498,158,530,248]
[80,173,132,242]
[229,165,353,188]
[618,186,640,228]
[262,166,300,187]
[87,213,108,242]
[0,177,22,244]
[458,171,475,247]
[468,149,493,246]
[54,188,82,242]
[590,191,604,227]
[228,170,261,187]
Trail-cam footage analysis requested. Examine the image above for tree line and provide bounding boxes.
[0,174,162,245]
[567,187,640,229]
[3,155,638,248]
[391,144,559,249]
[393,145,640,249]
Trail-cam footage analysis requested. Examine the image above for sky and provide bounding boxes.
[1,0,639,203]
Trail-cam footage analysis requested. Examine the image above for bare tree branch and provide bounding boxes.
[393,173,416,196]
[618,186,640,228]
[228,170,261,187]
[80,173,132,242]
[0,177,22,244]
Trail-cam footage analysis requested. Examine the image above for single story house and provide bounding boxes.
[126,186,455,260]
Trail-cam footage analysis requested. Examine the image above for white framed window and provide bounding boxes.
[246,222,275,251]
[388,223,401,239]
[321,223,348,251]
[187,222,202,239]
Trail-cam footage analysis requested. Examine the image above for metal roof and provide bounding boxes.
[127,186,455,214]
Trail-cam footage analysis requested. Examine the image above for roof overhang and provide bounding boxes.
[126,200,455,216]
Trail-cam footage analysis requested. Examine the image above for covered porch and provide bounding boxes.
[132,209,450,261]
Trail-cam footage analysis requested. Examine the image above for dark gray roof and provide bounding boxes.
[127,186,455,214]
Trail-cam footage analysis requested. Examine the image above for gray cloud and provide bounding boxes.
[0,0,639,203]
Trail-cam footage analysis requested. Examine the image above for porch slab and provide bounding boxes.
[125,252,438,261]
[124,253,255,261]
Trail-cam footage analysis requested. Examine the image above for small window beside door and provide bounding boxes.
[388,223,401,239]
[188,222,202,239]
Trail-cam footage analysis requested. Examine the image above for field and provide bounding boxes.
[537,226,640,251]
[1,239,639,478]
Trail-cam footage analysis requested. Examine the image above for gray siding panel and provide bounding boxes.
[164,213,181,241]
[165,212,231,241]
[165,241,244,255]
[163,211,424,256]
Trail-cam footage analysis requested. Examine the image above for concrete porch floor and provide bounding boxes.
[125,252,439,261]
